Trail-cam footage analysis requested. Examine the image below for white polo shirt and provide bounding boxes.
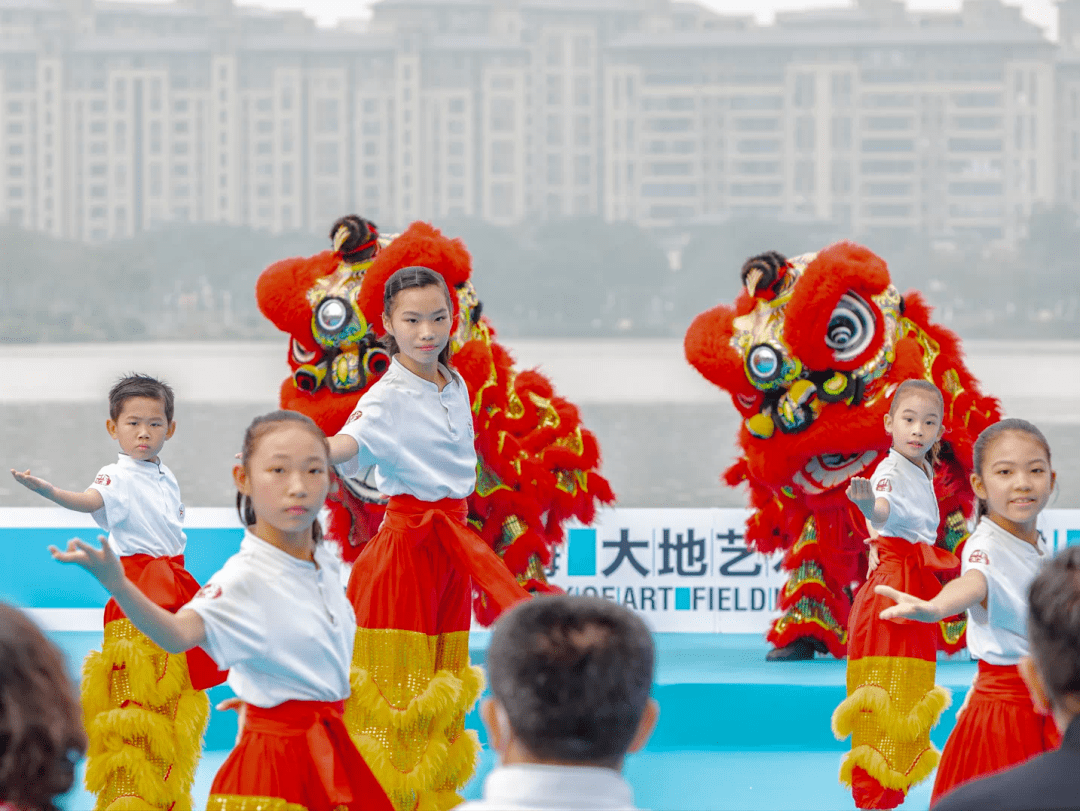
[963,517,1048,666]
[869,448,940,544]
[183,530,356,708]
[88,453,186,558]
[459,764,641,811]
[335,357,477,501]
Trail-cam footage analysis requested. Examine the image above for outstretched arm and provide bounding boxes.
[328,432,360,466]
[876,569,988,623]
[11,469,104,513]
[847,477,890,529]
[50,535,206,653]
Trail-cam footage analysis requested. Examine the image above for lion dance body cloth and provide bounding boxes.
[683,243,1000,660]
[256,218,613,808]
[83,554,227,810]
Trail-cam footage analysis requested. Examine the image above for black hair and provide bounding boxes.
[0,602,87,811]
[382,265,455,371]
[108,373,175,424]
[329,215,379,264]
[486,594,655,767]
[235,410,329,543]
[971,418,1053,519]
[1027,546,1080,707]
[888,379,945,467]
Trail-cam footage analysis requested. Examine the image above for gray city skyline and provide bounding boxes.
[2,0,1080,248]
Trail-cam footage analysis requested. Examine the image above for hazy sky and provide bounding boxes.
[216,0,1057,37]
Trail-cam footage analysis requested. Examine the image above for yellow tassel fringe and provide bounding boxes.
[839,744,941,792]
[82,619,209,811]
[832,684,952,742]
[344,628,484,811]
[206,796,308,811]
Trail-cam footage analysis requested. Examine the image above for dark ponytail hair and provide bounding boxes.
[235,410,329,543]
[971,418,1053,519]
[382,265,456,371]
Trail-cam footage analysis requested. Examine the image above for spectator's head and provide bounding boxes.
[1021,546,1080,732]
[0,602,87,810]
[482,595,658,770]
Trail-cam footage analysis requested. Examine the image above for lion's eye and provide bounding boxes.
[747,344,781,383]
[825,293,874,361]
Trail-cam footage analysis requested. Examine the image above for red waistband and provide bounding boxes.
[972,660,1032,702]
[244,699,346,733]
[386,494,467,519]
[874,536,959,601]
[106,553,229,691]
[381,494,528,615]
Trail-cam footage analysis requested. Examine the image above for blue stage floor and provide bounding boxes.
[55,632,979,811]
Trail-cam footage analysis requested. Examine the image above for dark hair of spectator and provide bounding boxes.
[486,595,655,767]
[0,602,87,810]
[235,410,329,543]
[1028,546,1080,707]
[108,373,175,424]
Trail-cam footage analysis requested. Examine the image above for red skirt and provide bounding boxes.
[835,537,959,810]
[106,553,228,690]
[931,661,1060,806]
[208,700,393,811]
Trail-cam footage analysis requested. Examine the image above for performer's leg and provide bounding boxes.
[82,619,209,811]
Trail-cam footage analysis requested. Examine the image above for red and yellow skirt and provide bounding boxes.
[206,699,393,811]
[82,553,228,810]
[832,537,958,810]
[344,495,530,811]
[931,660,1059,805]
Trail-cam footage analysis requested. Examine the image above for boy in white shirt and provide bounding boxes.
[10,373,226,811]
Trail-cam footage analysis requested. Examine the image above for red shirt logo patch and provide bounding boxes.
[195,584,222,600]
[345,409,363,425]
[968,550,990,566]
[875,478,892,492]
[94,473,111,486]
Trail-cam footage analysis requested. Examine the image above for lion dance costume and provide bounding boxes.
[683,243,1001,804]
[256,217,613,809]
[82,559,227,810]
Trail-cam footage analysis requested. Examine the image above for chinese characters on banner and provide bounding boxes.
[540,508,1080,634]
[545,508,787,633]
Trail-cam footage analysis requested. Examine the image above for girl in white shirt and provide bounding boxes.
[328,265,530,811]
[833,379,958,810]
[875,418,1059,805]
[50,410,393,811]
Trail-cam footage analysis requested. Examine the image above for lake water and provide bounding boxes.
[1,339,1078,508]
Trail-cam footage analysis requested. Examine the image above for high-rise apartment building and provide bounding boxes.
[0,0,1070,245]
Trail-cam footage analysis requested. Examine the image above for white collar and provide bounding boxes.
[116,453,164,473]
[980,517,1047,557]
[887,447,933,479]
[239,529,322,572]
[389,356,458,393]
[481,763,636,809]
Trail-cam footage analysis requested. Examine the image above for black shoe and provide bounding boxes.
[766,637,818,661]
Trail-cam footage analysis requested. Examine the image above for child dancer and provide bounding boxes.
[10,374,225,810]
[832,379,959,809]
[0,601,87,811]
[875,418,1060,806]
[328,265,531,811]
[51,410,394,811]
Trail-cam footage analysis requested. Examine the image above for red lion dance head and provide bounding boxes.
[257,217,614,623]
[685,242,1001,658]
